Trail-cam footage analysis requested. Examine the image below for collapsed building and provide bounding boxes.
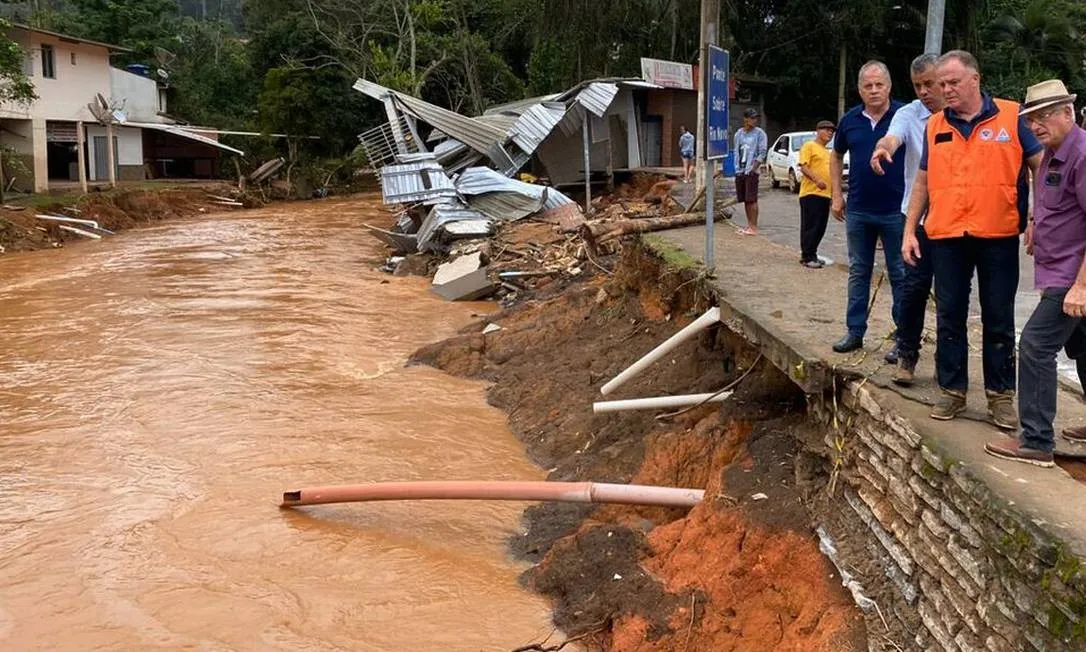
[354,77,667,253]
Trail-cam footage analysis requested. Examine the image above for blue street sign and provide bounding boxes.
[705,45,729,161]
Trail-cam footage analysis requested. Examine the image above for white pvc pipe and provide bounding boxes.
[593,391,732,413]
[58,225,102,240]
[36,214,99,229]
[281,480,704,508]
[600,306,721,395]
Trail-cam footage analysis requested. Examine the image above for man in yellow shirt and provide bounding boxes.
[797,120,835,268]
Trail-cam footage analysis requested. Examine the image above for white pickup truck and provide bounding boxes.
[766,131,849,193]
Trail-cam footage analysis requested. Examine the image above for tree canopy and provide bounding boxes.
[0,0,1081,158]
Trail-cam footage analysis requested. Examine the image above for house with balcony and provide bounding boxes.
[0,24,241,193]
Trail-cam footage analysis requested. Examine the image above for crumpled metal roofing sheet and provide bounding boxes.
[509,102,569,154]
[379,158,457,205]
[484,93,562,116]
[456,167,572,221]
[393,93,508,156]
[575,82,619,117]
[416,203,490,252]
[466,192,545,221]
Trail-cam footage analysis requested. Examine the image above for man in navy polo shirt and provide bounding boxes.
[830,60,907,355]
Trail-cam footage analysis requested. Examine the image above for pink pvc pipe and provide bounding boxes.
[280,481,704,508]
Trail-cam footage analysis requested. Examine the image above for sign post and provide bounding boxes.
[704,45,729,272]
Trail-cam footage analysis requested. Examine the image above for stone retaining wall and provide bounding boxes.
[810,380,1086,651]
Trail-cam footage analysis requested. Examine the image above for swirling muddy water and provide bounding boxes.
[0,197,554,650]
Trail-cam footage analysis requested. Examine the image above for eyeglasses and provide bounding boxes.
[1024,106,1065,125]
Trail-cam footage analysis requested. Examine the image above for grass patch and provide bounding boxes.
[642,235,700,271]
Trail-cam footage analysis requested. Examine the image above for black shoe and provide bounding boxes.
[884,344,899,364]
[832,334,864,353]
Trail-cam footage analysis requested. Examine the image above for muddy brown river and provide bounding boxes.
[0,197,555,650]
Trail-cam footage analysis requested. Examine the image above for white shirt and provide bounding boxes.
[886,99,933,215]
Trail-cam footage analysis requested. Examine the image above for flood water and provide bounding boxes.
[0,196,555,650]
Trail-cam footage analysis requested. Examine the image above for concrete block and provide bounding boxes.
[947,536,989,591]
[919,599,960,652]
[921,509,951,541]
[846,488,915,577]
[918,526,980,599]
[909,474,943,510]
[940,502,984,549]
[886,413,923,447]
[431,252,495,301]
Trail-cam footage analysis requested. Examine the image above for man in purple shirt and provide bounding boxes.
[986,80,1086,467]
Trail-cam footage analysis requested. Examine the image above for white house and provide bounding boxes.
[0,24,241,193]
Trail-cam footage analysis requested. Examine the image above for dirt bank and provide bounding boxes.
[412,244,877,650]
[0,184,256,254]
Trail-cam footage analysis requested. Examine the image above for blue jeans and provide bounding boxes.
[1019,288,1081,452]
[845,211,906,339]
[897,225,934,365]
[929,235,1019,393]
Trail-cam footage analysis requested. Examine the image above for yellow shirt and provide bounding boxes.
[798,140,832,198]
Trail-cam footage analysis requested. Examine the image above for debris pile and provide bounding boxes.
[353,75,733,302]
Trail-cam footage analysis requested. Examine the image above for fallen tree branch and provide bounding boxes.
[583,204,737,242]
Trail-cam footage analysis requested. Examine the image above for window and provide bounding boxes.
[70,52,76,66]
[41,44,55,79]
[792,133,815,152]
[773,137,787,154]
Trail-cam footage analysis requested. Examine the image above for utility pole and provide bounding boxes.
[695,0,719,198]
[837,43,847,120]
[924,0,946,55]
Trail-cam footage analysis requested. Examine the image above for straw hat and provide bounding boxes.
[1020,79,1077,116]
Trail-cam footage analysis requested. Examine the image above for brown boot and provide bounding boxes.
[984,438,1055,468]
[986,390,1017,431]
[892,359,916,387]
[1062,426,1086,443]
[931,389,966,421]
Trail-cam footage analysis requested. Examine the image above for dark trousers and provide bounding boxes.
[1019,288,1084,452]
[799,195,830,262]
[929,235,1019,393]
[897,225,934,365]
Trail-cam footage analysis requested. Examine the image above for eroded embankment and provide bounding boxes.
[412,244,873,651]
[0,186,258,253]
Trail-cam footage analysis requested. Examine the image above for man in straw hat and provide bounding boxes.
[901,50,1043,429]
[986,79,1086,467]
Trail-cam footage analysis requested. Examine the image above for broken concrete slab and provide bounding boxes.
[431,251,495,301]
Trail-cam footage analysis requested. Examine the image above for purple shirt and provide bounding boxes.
[1034,126,1086,289]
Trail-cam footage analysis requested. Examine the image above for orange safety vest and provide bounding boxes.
[925,98,1024,240]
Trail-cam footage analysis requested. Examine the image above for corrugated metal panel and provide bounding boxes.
[509,102,568,154]
[575,82,619,117]
[466,192,545,221]
[417,203,490,252]
[393,94,508,156]
[484,93,561,116]
[379,158,457,205]
[455,167,534,196]
[475,113,519,133]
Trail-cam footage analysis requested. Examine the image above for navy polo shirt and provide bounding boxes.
[919,92,1043,228]
[834,101,906,216]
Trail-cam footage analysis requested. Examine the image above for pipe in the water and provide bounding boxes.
[600,306,721,395]
[281,480,703,508]
[593,391,732,413]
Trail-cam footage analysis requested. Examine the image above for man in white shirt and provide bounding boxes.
[870,53,945,385]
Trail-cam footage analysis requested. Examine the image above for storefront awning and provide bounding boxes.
[123,121,245,156]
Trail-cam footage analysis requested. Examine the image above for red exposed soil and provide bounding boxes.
[412,244,871,651]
